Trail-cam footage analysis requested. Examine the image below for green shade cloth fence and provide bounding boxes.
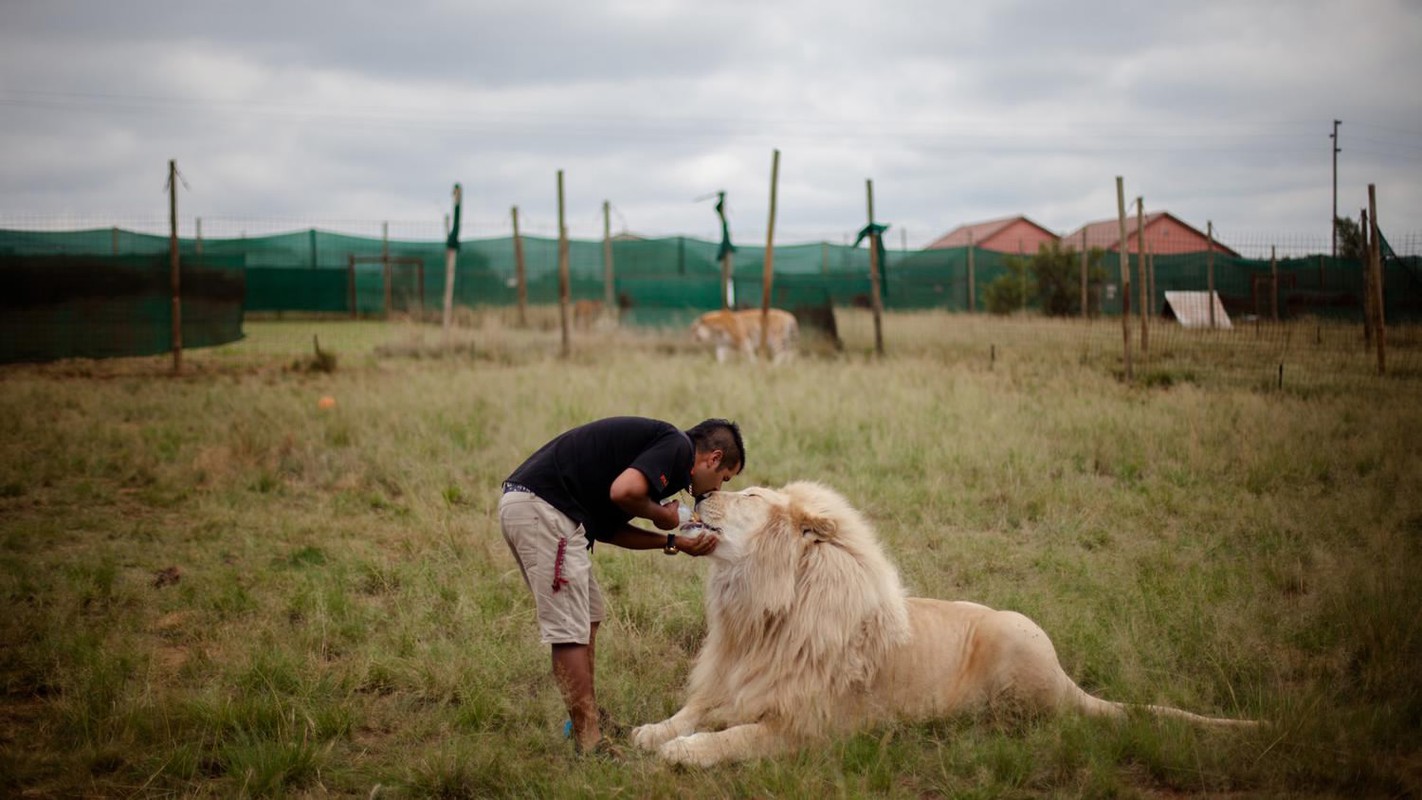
[4,227,1419,362]
[1,252,245,364]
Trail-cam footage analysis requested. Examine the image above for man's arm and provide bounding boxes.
[605,522,718,556]
[609,467,679,530]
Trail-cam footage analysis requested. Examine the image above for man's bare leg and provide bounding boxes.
[551,621,602,751]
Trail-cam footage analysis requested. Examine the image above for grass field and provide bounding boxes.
[2,310,1420,798]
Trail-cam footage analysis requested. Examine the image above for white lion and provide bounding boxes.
[632,482,1256,766]
[690,308,798,364]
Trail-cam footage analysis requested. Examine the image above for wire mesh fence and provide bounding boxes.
[1073,315,1418,391]
[820,310,1418,393]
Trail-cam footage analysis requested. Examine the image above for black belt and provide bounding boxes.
[502,481,534,495]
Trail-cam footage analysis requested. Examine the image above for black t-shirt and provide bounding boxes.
[506,416,693,542]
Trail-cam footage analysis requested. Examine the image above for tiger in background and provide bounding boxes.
[691,308,799,364]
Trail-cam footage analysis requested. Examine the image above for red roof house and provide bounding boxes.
[924,215,1060,254]
[1063,211,1238,257]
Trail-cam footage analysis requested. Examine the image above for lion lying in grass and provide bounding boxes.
[632,482,1256,766]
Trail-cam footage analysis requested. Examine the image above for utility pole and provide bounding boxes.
[1331,119,1341,258]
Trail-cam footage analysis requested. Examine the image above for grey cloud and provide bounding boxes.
[0,0,1418,250]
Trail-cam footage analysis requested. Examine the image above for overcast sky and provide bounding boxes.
[1,0,1419,253]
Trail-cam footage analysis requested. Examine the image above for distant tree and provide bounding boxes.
[985,242,1108,316]
[1030,241,1108,316]
[984,257,1033,315]
[1335,216,1368,262]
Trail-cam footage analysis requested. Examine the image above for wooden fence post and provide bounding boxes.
[1207,221,1216,329]
[1147,246,1156,319]
[1116,177,1132,382]
[967,229,976,313]
[1080,228,1088,318]
[512,206,527,328]
[1018,241,1027,314]
[723,246,735,310]
[1361,209,1373,348]
[1136,198,1148,353]
[383,221,392,317]
[168,159,182,375]
[716,192,735,309]
[443,186,461,335]
[1369,185,1387,374]
[759,149,780,359]
[347,255,357,319]
[602,200,615,314]
[1270,245,1279,322]
[557,171,570,358]
[866,179,884,356]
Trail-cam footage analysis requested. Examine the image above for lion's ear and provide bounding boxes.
[781,481,854,544]
[790,514,830,545]
[791,504,838,544]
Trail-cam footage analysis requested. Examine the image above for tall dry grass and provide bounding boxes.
[0,310,1418,798]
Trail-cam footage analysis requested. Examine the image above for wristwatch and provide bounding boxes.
[663,532,679,555]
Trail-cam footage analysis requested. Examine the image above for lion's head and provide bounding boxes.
[690,310,739,347]
[685,482,911,736]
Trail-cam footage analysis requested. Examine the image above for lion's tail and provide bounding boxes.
[1070,687,1259,729]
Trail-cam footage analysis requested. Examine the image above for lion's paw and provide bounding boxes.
[658,733,723,768]
[657,735,703,766]
[631,721,677,751]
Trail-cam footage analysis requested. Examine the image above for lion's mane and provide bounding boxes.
[687,481,911,739]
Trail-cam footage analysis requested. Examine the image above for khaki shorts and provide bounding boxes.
[499,490,605,645]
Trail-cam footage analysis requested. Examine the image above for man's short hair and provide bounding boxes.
[687,418,745,472]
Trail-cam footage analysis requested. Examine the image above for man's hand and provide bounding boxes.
[674,531,718,557]
[605,523,716,553]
